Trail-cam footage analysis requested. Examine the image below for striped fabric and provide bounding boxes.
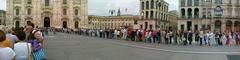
[33,48,46,60]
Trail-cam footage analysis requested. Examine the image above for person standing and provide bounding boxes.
[166,31,170,44]
[14,31,32,60]
[152,30,157,43]
[183,31,188,46]
[0,30,16,60]
[195,31,200,45]
[204,31,209,46]
[6,28,18,48]
[226,32,231,46]
[236,32,240,45]
[209,31,216,46]
[199,30,204,46]
[156,30,161,44]
[169,31,173,44]
[26,24,46,60]
[188,31,193,45]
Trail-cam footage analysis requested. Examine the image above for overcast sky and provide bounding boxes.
[0,0,178,16]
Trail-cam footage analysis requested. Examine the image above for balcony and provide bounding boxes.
[42,6,53,11]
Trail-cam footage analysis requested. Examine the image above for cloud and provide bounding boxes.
[89,0,178,16]
[0,0,6,10]
[89,0,141,16]
[164,0,179,11]
[0,0,178,15]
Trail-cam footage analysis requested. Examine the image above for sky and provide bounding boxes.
[0,0,178,16]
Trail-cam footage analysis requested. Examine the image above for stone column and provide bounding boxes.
[232,21,235,32]
[222,22,226,32]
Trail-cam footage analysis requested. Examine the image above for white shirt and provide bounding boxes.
[14,42,31,60]
[0,47,16,60]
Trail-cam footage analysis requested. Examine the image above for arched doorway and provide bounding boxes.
[15,21,20,28]
[44,17,50,27]
[226,21,233,32]
[74,21,79,28]
[234,21,240,32]
[215,20,222,31]
[63,21,67,28]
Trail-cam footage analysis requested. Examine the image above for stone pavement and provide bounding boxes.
[44,32,240,60]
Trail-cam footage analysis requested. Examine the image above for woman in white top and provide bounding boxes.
[0,30,16,60]
[14,31,32,60]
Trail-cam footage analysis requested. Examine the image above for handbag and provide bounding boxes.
[33,48,46,60]
[26,43,33,60]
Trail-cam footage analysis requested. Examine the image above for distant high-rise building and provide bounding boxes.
[6,0,88,29]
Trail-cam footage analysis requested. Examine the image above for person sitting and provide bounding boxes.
[0,30,16,60]
[14,31,32,60]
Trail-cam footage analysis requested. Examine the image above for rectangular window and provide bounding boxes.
[151,0,154,9]
[229,8,232,16]
[237,8,240,17]
[181,0,186,7]
[207,8,211,18]
[27,0,32,4]
[194,25,198,31]
[45,0,49,6]
[75,9,78,16]
[194,0,199,6]
[146,1,149,9]
[187,0,192,6]
[141,2,144,10]
[16,9,20,15]
[215,0,222,5]
[237,0,239,5]
[63,0,67,4]
[27,9,31,15]
[181,24,184,31]
[150,25,153,30]
[229,0,232,4]
[202,8,206,18]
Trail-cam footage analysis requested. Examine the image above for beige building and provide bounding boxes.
[6,0,88,29]
[178,0,240,32]
[0,10,6,25]
[89,15,139,29]
[169,10,178,30]
[140,0,170,30]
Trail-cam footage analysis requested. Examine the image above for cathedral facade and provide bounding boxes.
[6,0,88,29]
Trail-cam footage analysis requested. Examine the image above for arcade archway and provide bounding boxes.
[226,21,233,32]
[234,21,240,32]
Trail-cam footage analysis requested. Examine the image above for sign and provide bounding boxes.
[215,6,223,16]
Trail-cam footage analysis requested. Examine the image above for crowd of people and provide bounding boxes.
[0,22,46,60]
[69,28,240,47]
[2,23,239,60]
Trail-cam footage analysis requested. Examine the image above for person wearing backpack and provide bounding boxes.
[26,24,46,60]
